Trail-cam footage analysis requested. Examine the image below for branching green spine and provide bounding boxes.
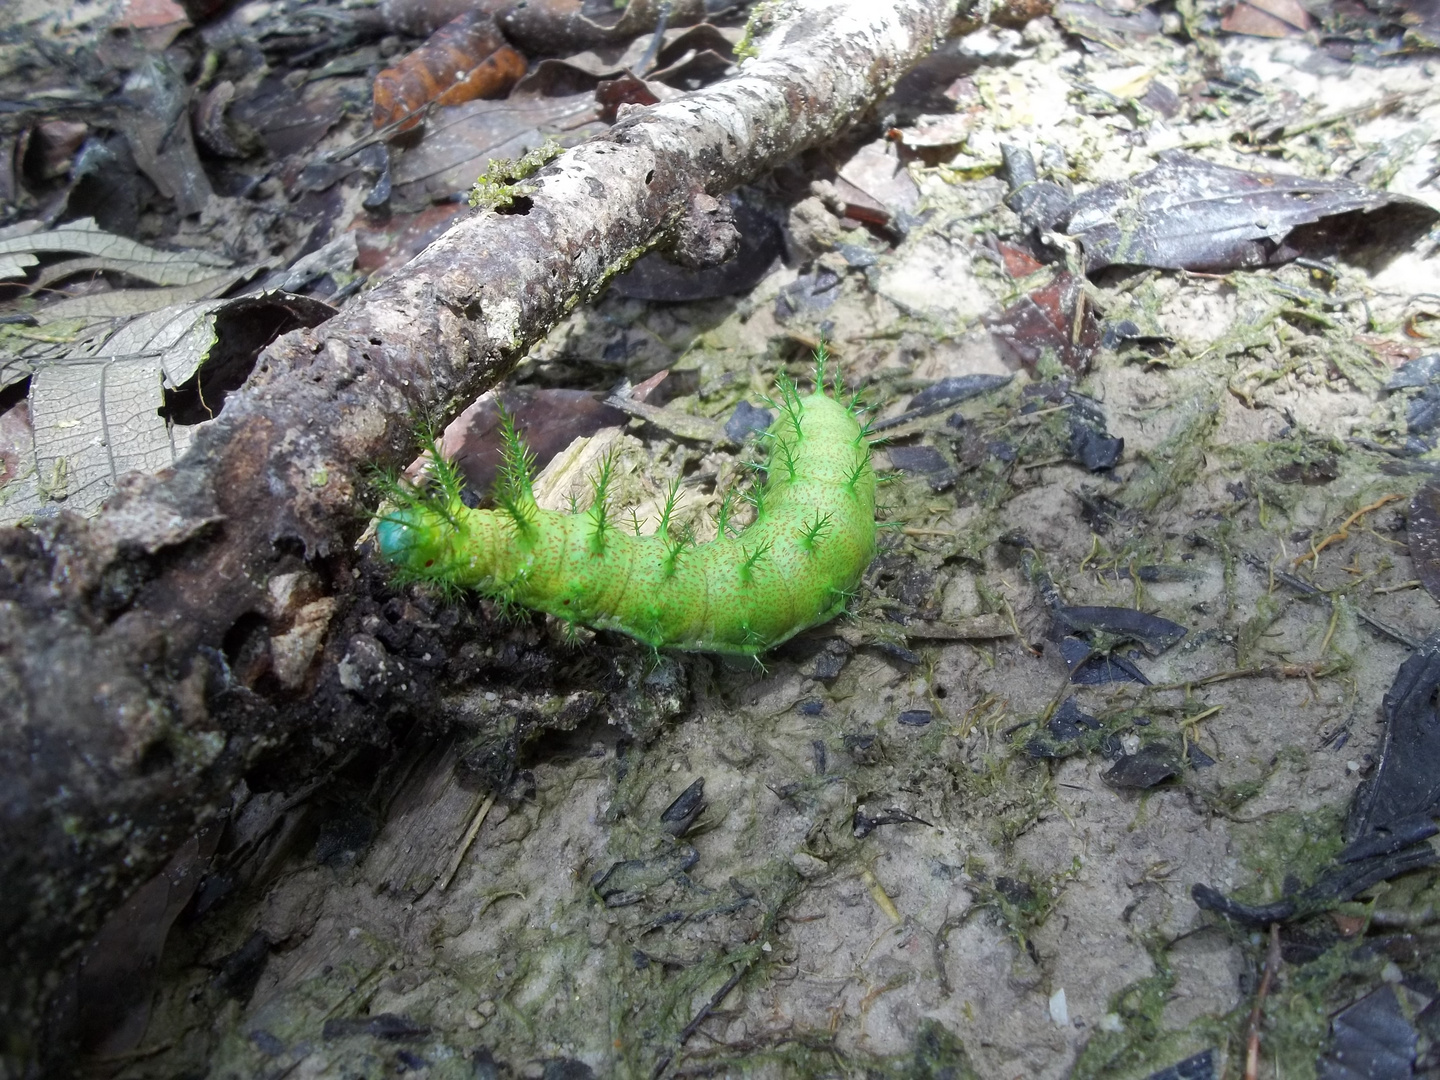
[376,358,878,656]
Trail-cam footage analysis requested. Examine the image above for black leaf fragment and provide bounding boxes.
[1025,697,1103,759]
[774,266,842,322]
[1062,636,1151,685]
[1103,741,1182,789]
[660,778,706,836]
[1344,628,1440,857]
[1101,318,1175,350]
[590,847,700,908]
[1001,144,1072,236]
[1193,632,1440,924]
[872,373,1013,433]
[725,401,773,442]
[1407,483,1440,605]
[1069,416,1125,470]
[1192,845,1438,925]
[1055,605,1188,654]
[853,804,934,839]
[1386,353,1440,390]
[1317,985,1416,1080]
[1145,1049,1217,1080]
[1406,387,1440,436]
[887,445,950,476]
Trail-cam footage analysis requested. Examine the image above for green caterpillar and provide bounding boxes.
[376,357,876,656]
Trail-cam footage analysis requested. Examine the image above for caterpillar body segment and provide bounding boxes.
[377,382,877,656]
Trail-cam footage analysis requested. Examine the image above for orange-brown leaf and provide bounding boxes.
[373,11,527,133]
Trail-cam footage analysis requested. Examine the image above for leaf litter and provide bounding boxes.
[6,0,1440,1077]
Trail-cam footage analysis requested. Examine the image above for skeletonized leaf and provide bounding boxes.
[32,269,260,323]
[29,254,244,291]
[0,292,333,523]
[0,253,38,281]
[0,217,231,268]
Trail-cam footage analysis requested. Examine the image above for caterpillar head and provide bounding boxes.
[376,504,456,582]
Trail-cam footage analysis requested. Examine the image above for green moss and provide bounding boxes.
[897,1019,983,1079]
[969,857,1081,954]
[468,138,564,211]
[1235,593,1282,667]
[734,0,792,62]
[1232,805,1346,907]
[1120,388,1220,512]
[1070,956,1181,1080]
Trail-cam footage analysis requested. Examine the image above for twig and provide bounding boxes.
[1293,493,1405,569]
[1244,923,1282,1080]
[437,791,495,891]
[651,962,750,1079]
[1240,551,1419,648]
[636,1,674,76]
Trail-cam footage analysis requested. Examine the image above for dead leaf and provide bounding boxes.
[987,269,1101,374]
[0,217,231,285]
[1063,150,1440,273]
[0,399,30,487]
[74,823,221,1056]
[596,74,670,123]
[378,0,508,36]
[1,292,332,523]
[1222,0,1313,36]
[373,12,526,134]
[115,0,189,31]
[414,387,634,498]
[352,202,468,278]
[836,139,921,219]
[390,94,602,201]
[120,57,213,217]
[510,23,737,99]
[30,120,88,181]
[33,269,262,322]
[610,203,783,302]
[497,0,708,54]
[1086,63,1156,99]
[229,75,344,160]
[1052,0,1163,47]
[996,241,1046,277]
[889,112,977,150]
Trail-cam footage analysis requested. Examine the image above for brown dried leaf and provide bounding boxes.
[229,76,344,159]
[119,57,212,216]
[373,11,527,134]
[987,269,1101,374]
[835,139,920,219]
[1222,0,1313,35]
[379,0,508,36]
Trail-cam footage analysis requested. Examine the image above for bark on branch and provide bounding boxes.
[0,0,959,1056]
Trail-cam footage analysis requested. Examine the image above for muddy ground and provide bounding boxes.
[13,5,1440,1080]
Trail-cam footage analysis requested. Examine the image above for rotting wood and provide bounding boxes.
[0,0,961,1064]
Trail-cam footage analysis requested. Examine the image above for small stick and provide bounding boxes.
[651,962,749,1078]
[1244,923,1282,1080]
[437,791,495,891]
[1293,493,1405,568]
